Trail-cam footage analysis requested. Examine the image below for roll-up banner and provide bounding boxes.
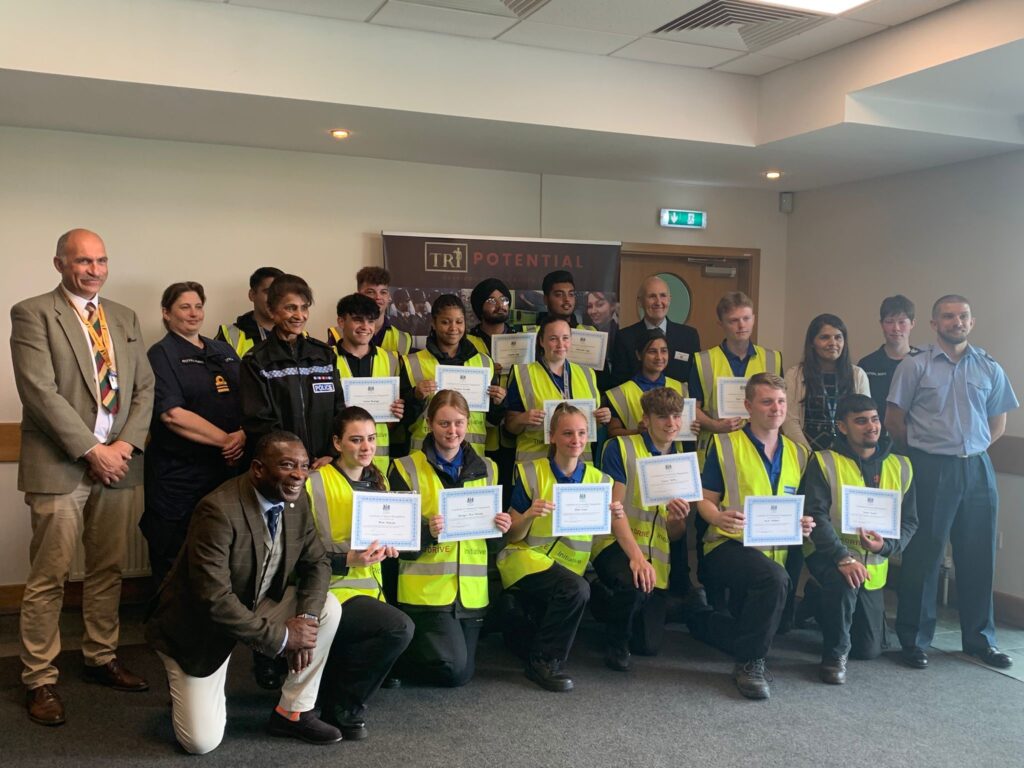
[381,232,621,333]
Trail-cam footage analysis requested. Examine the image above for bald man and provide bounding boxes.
[611,276,701,388]
[10,229,155,726]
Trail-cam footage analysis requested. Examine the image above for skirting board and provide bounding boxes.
[0,577,154,615]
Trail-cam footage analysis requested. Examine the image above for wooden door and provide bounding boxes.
[618,243,760,349]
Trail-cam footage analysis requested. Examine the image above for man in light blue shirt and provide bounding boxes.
[886,295,1018,670]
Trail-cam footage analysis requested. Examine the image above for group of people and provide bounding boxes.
[10,228,1017,754]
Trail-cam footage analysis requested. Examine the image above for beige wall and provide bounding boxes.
[786,148,1024,597]
[0,126,788,585]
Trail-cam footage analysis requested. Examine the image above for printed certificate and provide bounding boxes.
[637,453,703,506]
[716,377,749,419]
[680,397,698,442]
[543,398,597,444]
[552,482,612,537]
[341,376,400,423]
[351,491,421,551]
[491,333,536,368]
[437,486,504,542]
[743,495,804,548]
[435,365,491,412]
[567,329,609,369]
[841,486,900,538]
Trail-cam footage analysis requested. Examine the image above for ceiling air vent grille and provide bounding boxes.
[503,0,551,18]
[653,0,828,52]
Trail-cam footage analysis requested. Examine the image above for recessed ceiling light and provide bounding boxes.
[750,0,870,13]
[330,129,350,140]
[764,170,783,180]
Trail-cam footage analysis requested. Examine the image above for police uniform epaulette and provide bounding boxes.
[908,348,924,356]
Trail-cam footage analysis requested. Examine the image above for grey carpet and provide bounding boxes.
[1,621,1021,768]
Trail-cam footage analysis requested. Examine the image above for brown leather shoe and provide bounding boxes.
[83,658,149,692]
[27,685,66,726]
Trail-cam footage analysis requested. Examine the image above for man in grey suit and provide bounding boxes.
[146,432,343,753]
[10,228,155,726]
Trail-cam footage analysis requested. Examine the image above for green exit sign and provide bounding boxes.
[659,209,707,229]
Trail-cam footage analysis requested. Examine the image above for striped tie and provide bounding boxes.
[86,302,119,415]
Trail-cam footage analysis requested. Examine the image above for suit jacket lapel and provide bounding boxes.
[239,479,266,603]
[53,288,99,396]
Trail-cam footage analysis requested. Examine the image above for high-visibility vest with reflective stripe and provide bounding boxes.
[605,377,685,433]
[704,430,809,565]
[404,350,494,457]
[591,435,681,589]
[695,345,781,455]
[220,323,269,358]
[328,325,413,356]
[393,451,496,608]
[335,346,401,474]
[813,450,912,590]
[306,464,387,604]
[466,333,506,452]
[497,459,609,587]
[510,361,600,464]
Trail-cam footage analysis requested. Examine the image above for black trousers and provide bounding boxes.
[699,540,790,661]
[139,513,190,589]
[806,552,885,660]
[592,543,667,655]
[897,450,999,653]
[320,596,414,718]
[395,609,484,688]
[513,563,590,663]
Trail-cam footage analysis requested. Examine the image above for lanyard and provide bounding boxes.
[541,358,571,399]
[67,296,115,371]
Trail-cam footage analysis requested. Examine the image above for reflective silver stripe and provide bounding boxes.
[410,434,425,452]
[525,534,590,552]
[517,448,549,462]
[308,472,347,555]
[330,576,378,590]
[376,444,390,457]
[396,456,420,492]
[483,459,496,485]
[466,432,486,445]
[821,450,884,565]
[650,547,671,565]
[520,460,540,498]
[607,386,630,425]
[407,353,427,384]
[386,351,401,377]
[459,564,488,577]
[718,435,742,512]
[764,348,779,375]
[515,363,536,407]
[579,367,599,400]
[401,561,488,578]
[895,454,912,492]
[696,351,714,415]
[226,325,243,353]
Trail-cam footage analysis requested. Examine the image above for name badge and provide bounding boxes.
[312,382,335,394]
[674,351,690,362]
[783,485,798,495]
[108,370,119,390]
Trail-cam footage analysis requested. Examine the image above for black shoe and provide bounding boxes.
[604,645,631,672]
[901,647,929,669]
[967,647,1013,669]
[733,658,772,700]
[267,710,342,745]
[323,708,369,741]
[525,657,573,692]
[253,652,288,690]
[380,676,402,689]
[819,655,848,685]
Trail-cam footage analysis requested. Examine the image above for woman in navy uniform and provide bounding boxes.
[142,282,245,586]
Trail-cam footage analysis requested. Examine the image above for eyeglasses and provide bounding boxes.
[484,297,511,307]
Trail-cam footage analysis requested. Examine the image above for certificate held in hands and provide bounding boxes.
[351,491,422,551]
[637,453,703,507]
[841,486,900,539]
[567,329,608,369]
[552,482,611,537]
[743,495,804,548]
[438,486,504,543]
[341,376,400,423]
[491,333,536,368]
[435,365,491,412]
[716,377,749,420]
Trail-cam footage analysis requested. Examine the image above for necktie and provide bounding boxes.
[266,504,283,541]
[85,302,119,415]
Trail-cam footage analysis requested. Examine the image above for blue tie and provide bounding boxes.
[266,504,283,541]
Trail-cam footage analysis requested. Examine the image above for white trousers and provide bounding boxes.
[157,589,341,755]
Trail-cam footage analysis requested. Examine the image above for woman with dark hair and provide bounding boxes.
[142,282,245,585]
[389,390,511,687]
[782,313,870,451]
[307,407,413,739]
[403,293,505,457]
[584,290,618,351]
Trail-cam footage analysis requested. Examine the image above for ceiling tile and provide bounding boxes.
[371,0,518,37]
[755,17,886,60]
[229,0,385,21]
[715,53,795,76]
[655,25,749,53]
[408,0,515,16]
[612,37,744,68]
[498,21,636,55]
[527,0,705,37]
[844,0,960,27]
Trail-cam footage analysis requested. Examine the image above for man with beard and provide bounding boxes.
[802,394,917,684]
[887,295,1018,670]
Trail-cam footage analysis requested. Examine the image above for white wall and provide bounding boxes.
[786,148,1024,597]
[0,126,786,585]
